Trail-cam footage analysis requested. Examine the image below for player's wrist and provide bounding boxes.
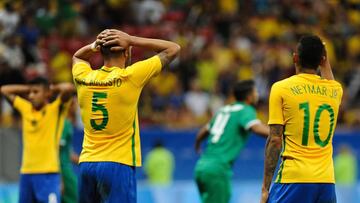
[90,41,98,52]
[128,36,136,46]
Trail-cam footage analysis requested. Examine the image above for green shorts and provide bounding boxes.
[194,160,231,203]
[61,165,78,203]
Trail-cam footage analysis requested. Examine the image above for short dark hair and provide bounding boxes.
[233,80,255,101]
[297,35,325,70]
[153,139,164,148]
[28,77,49,89]
[100,45,124,59]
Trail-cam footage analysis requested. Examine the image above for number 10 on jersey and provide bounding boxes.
[299,102,335,147]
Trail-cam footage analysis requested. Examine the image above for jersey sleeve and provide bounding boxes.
[72,61,92,80]
[13,96,31,114]
[238,106,261,130]
[268,82,285,125]
[49,97,72,116]
[127,55,162,87]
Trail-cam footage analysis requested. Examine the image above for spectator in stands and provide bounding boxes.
[1,0,360,127]
[334,144,358,185]
[2,35,25,70]
[136,0,166,24]
[144,140,175,185]
[49,45,72,83]
[334,144,358,203]
[0,2,19,37]
[184,79,210,121]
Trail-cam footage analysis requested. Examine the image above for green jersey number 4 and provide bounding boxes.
[299,102,335,147]
[90,92,109,131]
[210,112,231,143]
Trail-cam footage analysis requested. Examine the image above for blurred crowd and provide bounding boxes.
[1,0,360,129]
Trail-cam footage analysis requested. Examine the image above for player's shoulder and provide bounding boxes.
[14,96,32,108]
[322,78,342,88]
[73,60,91,70]
[270,76,295,89]
[73,61,92,77]
[223,102,255,114]
[47,96,62,108]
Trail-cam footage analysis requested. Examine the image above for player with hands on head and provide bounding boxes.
[0,78,74,203]
[261,35,342,203]
[72,29,180,203]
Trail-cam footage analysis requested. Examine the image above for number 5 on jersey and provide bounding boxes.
[91,92,109,131]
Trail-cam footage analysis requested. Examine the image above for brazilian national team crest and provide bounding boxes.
[31,120,37,126]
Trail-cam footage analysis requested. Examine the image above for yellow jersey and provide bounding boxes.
[268,73,343,183]
[14,96,71,174]
[73,56,162,167]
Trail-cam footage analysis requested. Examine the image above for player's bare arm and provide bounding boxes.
[102,29,181,67]
[260,124,283,203]
[319,51,334,80]
[72,30,111,65]
[250,123,269,138]
[71,151,80,164]
[0,85,30,104]
[194,125,210,154]
[72,41,101,65]
[50,83,75,103]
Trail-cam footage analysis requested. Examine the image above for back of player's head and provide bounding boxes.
[153,139,164,148]
[100,44,125,60]
[297,35,325,70]
[233,80,255,101]
[28,77,49,89]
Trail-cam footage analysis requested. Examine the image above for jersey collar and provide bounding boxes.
[234,101,246,106]
[100,66,117,72]
[297,73,321,79]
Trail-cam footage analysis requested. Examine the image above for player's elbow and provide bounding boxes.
[168,43,181,59]
[173,43,181,55]
[0,86,10,95]
[62,83,75,93]
[72,55,81,64]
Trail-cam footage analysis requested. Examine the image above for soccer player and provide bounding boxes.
[194,80,269,203]
[0,78,74,203]
[60,117,79,203]
[72,29,180,203]
[260,35,343,203]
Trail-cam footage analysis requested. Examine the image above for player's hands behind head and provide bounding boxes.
[98,29,131,51]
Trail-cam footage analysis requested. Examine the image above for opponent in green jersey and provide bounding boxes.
[194,80,269,203]
[60,119,79,203]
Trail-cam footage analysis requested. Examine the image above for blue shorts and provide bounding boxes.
[19,173,60,203]
[79,162,136,203]
[268,183,336,203]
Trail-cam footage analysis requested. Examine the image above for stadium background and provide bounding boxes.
[0,0,360,202]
